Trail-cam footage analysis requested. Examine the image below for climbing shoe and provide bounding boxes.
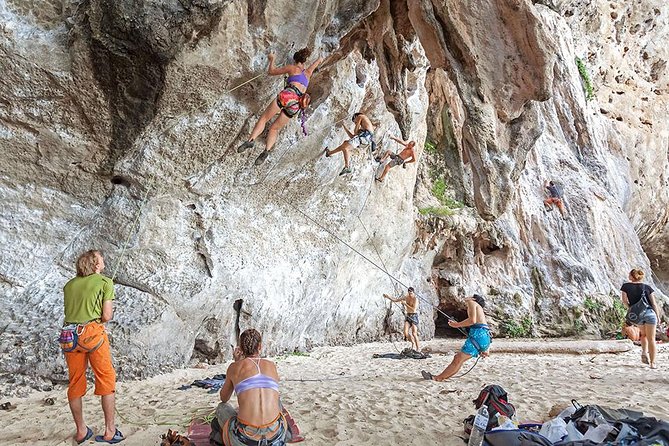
[374,157,382,163]
[254,150,270,165]
[237,140,254,153]
[323,148,331,157]
[339,167,352,176]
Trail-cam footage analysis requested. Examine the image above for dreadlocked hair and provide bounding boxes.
[239,329,262,357]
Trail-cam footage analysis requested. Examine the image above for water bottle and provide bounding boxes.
[468,405,489,446]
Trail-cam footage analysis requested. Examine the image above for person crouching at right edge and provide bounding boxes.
[621,268,661,369]
[421,294,491,381]
[62,250,123,444]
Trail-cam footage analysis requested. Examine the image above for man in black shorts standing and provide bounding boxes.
[384,287,420,352]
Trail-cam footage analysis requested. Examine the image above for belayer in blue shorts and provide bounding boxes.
[421,294,491,381]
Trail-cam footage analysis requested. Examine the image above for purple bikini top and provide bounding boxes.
[233,357,280,395]
[286,70,309,87]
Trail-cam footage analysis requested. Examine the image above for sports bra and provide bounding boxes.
[233,357,280,395]
[286,70,309,88]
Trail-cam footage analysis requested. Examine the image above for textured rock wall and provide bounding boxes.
[1,0,667,385]
[412,0,669,336]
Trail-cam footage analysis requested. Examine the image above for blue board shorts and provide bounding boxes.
[462,324,492,358]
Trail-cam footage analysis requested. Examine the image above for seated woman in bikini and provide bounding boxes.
[238,48,323,165]
[214,329,287,446]
[421,294,491,381]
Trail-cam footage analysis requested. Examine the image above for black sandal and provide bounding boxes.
[421,370,434,380]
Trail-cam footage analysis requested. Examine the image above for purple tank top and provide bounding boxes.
[286,70,309,87]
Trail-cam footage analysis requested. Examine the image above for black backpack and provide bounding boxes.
[470,385,516,430]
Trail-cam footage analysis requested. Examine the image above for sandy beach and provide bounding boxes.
[1,339,667,446]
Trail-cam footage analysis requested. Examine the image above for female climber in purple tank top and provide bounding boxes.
[237,47,324,166]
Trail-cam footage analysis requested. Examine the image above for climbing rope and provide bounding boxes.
[451,355,482,379]
[109,170,161,281]
[258,183,487,376]
[263,185,469,337]
[107,63,275,279]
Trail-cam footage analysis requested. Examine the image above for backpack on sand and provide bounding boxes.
[464,385,516,433]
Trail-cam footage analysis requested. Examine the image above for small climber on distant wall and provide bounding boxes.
[421,294,491,381]
[237,48,323,165]
[543,180,567,217]
[375,136,417,182]
[323,112,375,176]
[383,287,420,352]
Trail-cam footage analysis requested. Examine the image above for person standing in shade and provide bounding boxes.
[621,268,661,369]
[384,287,420,352]
[62,250,123,444]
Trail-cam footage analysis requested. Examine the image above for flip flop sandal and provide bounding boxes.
[76,426,94,444]
[421,370,434,380]
[95,428,125,444]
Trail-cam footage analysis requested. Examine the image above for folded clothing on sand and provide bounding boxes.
[179,374,226,391]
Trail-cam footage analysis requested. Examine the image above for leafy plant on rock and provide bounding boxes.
[576,57,595,101]
[502,316,533,338]
[420,178,464,217]
[583,296,602,312]
[424,140,440,157]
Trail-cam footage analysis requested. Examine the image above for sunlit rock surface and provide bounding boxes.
[0,0,667,385]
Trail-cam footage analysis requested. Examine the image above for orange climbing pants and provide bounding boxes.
[64,328,116,400]
[544,197,564,211]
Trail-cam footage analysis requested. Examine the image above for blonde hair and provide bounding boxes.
[629,268,645,282]
[76,250,101,276]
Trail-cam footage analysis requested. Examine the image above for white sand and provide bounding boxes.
[1,339,667,445]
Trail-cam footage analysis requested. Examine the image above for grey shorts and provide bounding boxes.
[405,313,419,326]
[389,154,405,167]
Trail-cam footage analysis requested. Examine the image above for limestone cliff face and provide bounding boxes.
[0,0,667,384]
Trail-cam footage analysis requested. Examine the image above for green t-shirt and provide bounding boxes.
[63,273,115,324]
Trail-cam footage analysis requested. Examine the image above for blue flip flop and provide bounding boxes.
[76,426,94,444]
[94,428,124,444]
